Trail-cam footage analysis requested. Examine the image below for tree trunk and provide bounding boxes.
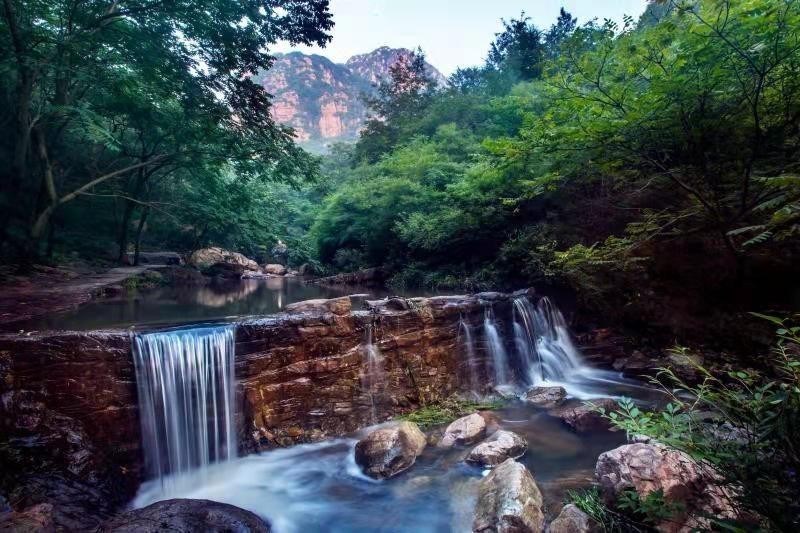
[117,168,148,264]
[133,207,150,266]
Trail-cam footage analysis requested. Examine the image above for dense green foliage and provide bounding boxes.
[599,316,800,530]
[0,0,333,265]
[395,395,505,429]
[309,0,800,335]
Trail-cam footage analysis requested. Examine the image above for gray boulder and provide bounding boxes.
[354,421,427,479]
[550,398,617,432]
[439,413,487,447]
[523,386,567,408]
[473,459,545,533]
[466,430,527,467]
[98,499,270,532]
[548,504,599,533]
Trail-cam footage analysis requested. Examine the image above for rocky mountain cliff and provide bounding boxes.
[253,47,446,152]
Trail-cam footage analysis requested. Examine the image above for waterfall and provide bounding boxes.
[133,324,237,483]
[458,315,480,393]
[512,296,585,385]
[483,305,511,385]
[361,323,384,423]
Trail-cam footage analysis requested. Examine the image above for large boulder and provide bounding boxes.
[354,421,427,479]
[188,247,259,272]
[548,503,598,533]
[439,413,487,447]
[466,430,527,467]
[523,386,567,408]
[98,499,270,532]
[595,443,739,532]
[284,296,351,316]
[550,398,617,432]
[473,459,545,533]
[264,264,287,276]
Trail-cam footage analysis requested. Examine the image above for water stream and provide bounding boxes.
[482,305,510,386]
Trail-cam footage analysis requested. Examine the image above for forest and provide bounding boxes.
[2,0,800,531]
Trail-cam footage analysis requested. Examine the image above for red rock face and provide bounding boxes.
[254,47,447,152]
[0,293,517,524]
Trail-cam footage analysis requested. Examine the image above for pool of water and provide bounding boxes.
[132,381,655,533]
[17,277,436,332]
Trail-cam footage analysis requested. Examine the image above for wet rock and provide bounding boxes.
[596,443,739,532]
[523,386,567,408]
[264,264,287,276]
[550,398,617,432]
[0,503,54,532]
[188,247,259,272]
[354,422,427,479]
[611,350,656,373]
[473,459,545,533]
[206,262,247,280]
[298,263,315,276]
[492,385,519,400]
[466,430,527,467]
[284,296,352,316]
[665,352,704,382]
[440,413,486,447]
[98,499,270,532]
[548,503,598,533]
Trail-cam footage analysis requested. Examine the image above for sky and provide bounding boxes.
[274,0,650,75]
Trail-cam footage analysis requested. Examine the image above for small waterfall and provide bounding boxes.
[133,325,237,484]
[361,322,384,423]
[458,314,480,393]
[483,305,510,385]
[512,296,585,385]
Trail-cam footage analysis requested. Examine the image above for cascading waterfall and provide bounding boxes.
[133,324,237,484]
[483,305,511,385]
[512,296,585,385]
[458,314,480,393]
[361,322,384,423]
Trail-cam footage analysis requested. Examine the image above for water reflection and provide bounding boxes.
[18,277,416,331]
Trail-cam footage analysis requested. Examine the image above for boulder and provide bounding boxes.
[98,499,270,532]
[523,386,567,408]
[187,247,259,272]
[206,262,246,280]
[354,421,427,479]
[264,264,287,276]
[595,443,739,532]
[0,503,55,532]
[550,398,617,432]
[548,503,598,533]
[284,296,352,316]
[466,430,527,467]
[298,263,315,276]
[473,459,545,533]
[439,413,486,447]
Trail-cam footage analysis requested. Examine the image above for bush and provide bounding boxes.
[598,315,800,530]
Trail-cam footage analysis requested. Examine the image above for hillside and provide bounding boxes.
[253,47,446,152]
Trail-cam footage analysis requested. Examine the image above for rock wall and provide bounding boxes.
[0,292,517,527]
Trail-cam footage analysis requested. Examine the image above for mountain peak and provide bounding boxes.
[254,47,446,152]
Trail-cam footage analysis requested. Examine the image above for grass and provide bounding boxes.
[396,395,506,429]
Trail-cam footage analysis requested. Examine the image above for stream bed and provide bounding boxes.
[133,379,657,533]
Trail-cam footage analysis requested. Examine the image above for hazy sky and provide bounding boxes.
[274,0,649,75]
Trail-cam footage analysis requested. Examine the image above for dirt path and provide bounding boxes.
[0,264,162,330]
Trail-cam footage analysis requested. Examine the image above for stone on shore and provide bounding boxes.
[596,443,739,532]
[264,264,287,276]
[473,459,545,533]
[548,503,599,533]
[354,421,427,479]
[188,247,259,272]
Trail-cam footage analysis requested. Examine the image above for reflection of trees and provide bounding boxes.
[192,281,260,308]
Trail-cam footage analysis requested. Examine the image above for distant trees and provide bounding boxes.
[311,0,800,324]
[0,0,333,264]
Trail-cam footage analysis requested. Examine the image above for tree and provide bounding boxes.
[0,0,333,263]
[487,13,545,82]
